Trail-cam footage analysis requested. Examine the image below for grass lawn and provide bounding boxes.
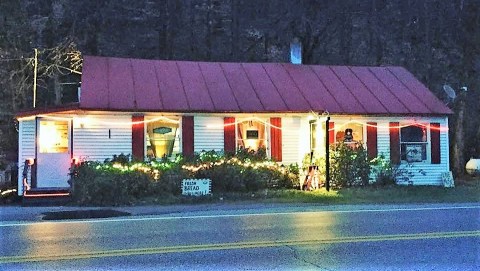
[3,177,478,207]
[138,176,480,206]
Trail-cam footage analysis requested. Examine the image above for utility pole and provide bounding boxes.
[33,48,38,108]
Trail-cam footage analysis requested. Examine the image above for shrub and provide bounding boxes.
[370,154,427,186]
[370,155,396,185]
[71,161,156,205]
[330,142,370,188]
[71,150,299,204]
[234,146,267,161]
[184,149,298,193]
[155,167,188,195]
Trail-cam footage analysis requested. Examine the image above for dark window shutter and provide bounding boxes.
[367,122,378,160]
[182,116,194,157]
[132,115,144,161]
[270,118,282,162]
[430,123,441,164]
[224,117,236,153]
[389,122,400,164]
[329,122,335,144]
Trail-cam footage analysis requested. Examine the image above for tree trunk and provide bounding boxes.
[452,97,465,176]
[53,74,62,105]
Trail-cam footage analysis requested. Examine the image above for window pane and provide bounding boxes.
[237,120,265,151]
[39,120,69,153]
[401,126,426,142]
[336,123,363,143]
[146,120,178,159]
[310,121,317,150]
[401,143,427,162]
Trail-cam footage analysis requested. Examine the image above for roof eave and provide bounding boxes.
[15,103,81,119]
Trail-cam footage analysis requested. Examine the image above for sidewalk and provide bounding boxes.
[2,202,479,223]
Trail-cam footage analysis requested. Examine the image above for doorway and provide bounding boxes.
[36,119,71,188]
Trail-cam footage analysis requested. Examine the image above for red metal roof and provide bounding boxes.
[80,55,452,115]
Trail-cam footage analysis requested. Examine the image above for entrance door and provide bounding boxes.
[36,118,71,188]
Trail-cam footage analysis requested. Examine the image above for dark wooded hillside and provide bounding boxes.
[0,0,479,175]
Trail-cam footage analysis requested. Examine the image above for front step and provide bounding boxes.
[23,187,71,206]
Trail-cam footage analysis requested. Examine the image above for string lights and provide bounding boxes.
[207,116,282,130]
[32,113,447,132]
[88,156,287,180]
[333,120,448,132]
[36,114,180,127]
[181,156,282,173]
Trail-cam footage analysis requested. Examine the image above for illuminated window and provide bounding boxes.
[310,120,317,151]
[401,125,427,162]
[39,120,69,153]
[146,120,179,159]
[237,120,266,151]
[335,123,364,143]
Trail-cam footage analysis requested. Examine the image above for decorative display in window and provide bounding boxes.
[237,120,265,151]
[344,128,353,142]
[146,120,178,159]
[406,144,423,162]
[246,130,259,139]
[335,124,363,144]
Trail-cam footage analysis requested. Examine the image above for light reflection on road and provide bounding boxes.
[22,222,96,259]
[237,212,339,243]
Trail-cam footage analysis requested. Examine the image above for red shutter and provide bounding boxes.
[329,122,335,144]
[367,122,378,160]
[132,115,144,161]
[224,117,236,153]
[270,118,282,162]
[182,116,194,157]
[389,122,400,164]
[430,123,441,164]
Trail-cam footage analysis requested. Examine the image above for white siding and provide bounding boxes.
[376,120,391,158]
[194,116,224,153]
[330,115,450,186]
[73,115,132,162]
[397,117,450,185]
[17,119,36,195]
[282,117,304,165]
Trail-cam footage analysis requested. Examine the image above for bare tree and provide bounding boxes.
[9,38,82,108]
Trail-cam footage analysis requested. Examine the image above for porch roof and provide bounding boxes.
[79,55,452,115]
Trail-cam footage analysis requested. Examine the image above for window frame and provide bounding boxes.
[334,122,365,145]
[145,117,180,160]
[399,124,430,164]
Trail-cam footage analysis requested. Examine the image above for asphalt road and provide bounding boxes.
[0,203,479,270]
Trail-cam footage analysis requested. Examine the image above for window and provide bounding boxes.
[39,120,69,153]
[310,120,317,151]
[146,120,179,159]
[335,123,364,144]
[237,120,266,151]
[400,125,427,162]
